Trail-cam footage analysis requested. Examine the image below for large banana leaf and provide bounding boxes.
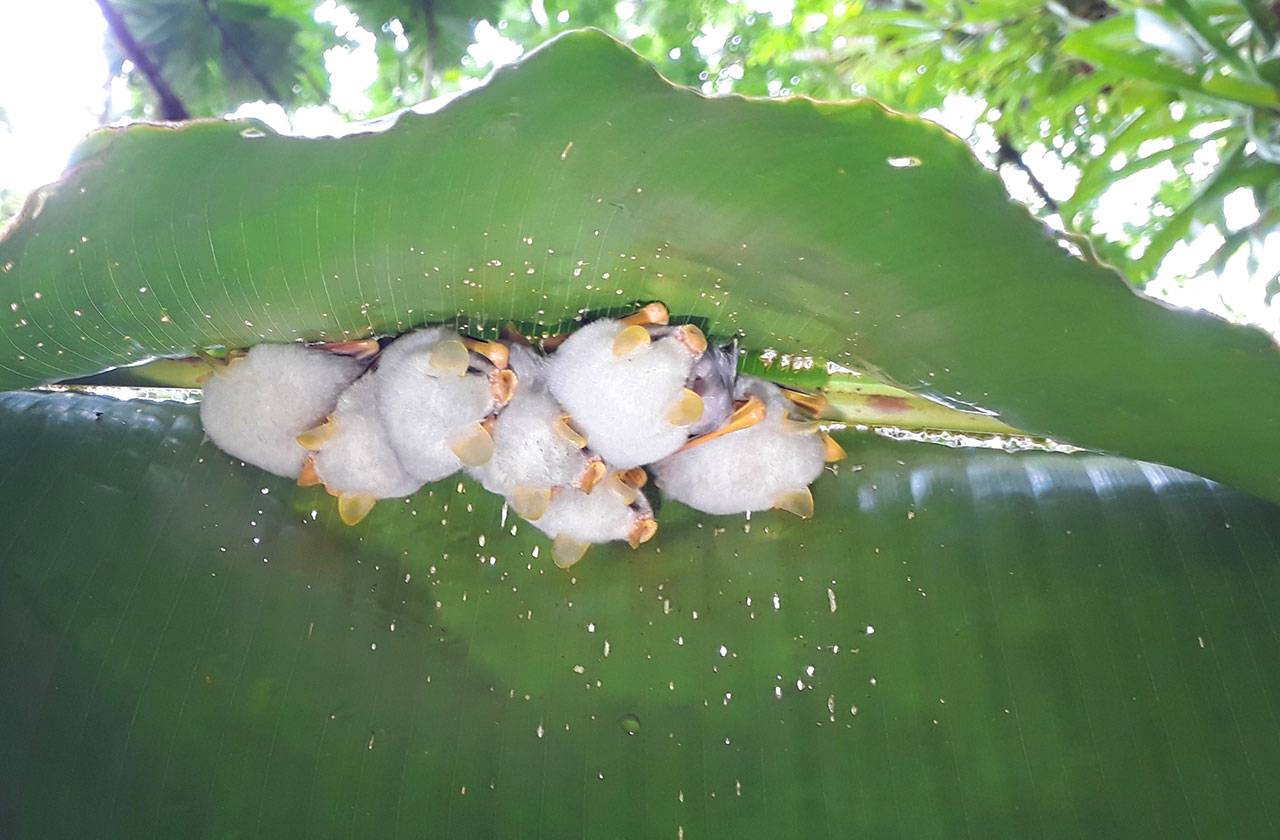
[0,31,1277,501]
[3,29,1280,838]
[2,390,1278,837]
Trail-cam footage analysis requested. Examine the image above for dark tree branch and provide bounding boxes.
[199,0,284,102]
[301,66,329,103]
[420,0,440,98]
[95,0,189,121]
[996,134,1059,214]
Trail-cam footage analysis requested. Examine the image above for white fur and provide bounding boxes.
[530,485,646,544]
[467,385,593,497]
[546,319,695,468]
[375,328,500,482]
[651,378,825,515]
[314,375,423,498]
[200,343,365,477]
[507,342,548,385]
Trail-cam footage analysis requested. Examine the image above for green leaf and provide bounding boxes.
[2,30,1280,503]
[1200,66,1280,108]
[1066,121,1237,215]
[4,389,1280,836]
[1240,0,1279,48]
[1062,16,1279,107]
[1134,7,1205,66]
[1138,140,1280,274]
[1165,0,1251,72]
[1063,30,1205,90]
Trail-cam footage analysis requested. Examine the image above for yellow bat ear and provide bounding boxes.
[773,488,814,519]
[448,423,495,466]
[820,431,847,462]
[612,324,651,357]
[551,414,588,449]
[603,472,641,506]
[428,339,469,375]
[338,493,377,526]
[296,418,336,450]
[510,486,552,521]
[553,536,590,569]
[665,388,704,427]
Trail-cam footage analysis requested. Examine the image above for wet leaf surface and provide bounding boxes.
[3,390,1278,837]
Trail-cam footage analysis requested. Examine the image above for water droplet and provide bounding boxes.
[619,713,641,735]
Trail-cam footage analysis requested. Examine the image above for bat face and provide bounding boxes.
[684,338,738,438]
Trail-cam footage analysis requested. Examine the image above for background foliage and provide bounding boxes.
[76,0,1280,312]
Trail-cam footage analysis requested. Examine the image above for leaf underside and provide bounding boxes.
[2,390,1280,837]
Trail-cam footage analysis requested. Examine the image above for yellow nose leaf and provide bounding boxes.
[491,369,518,404]
[580,460,607,492]
[464,338,509,369]
[297,455,322,487]
[612,324,652,357]
[781,387,829,418]
[620,301,669,326]
[677,324,708,355]
[428,339,470,375]
[628,518,658,549]
[773,488,815,519]
[666,388,704,427]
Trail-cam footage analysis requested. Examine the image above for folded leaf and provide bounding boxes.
[2,30,1279,505]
